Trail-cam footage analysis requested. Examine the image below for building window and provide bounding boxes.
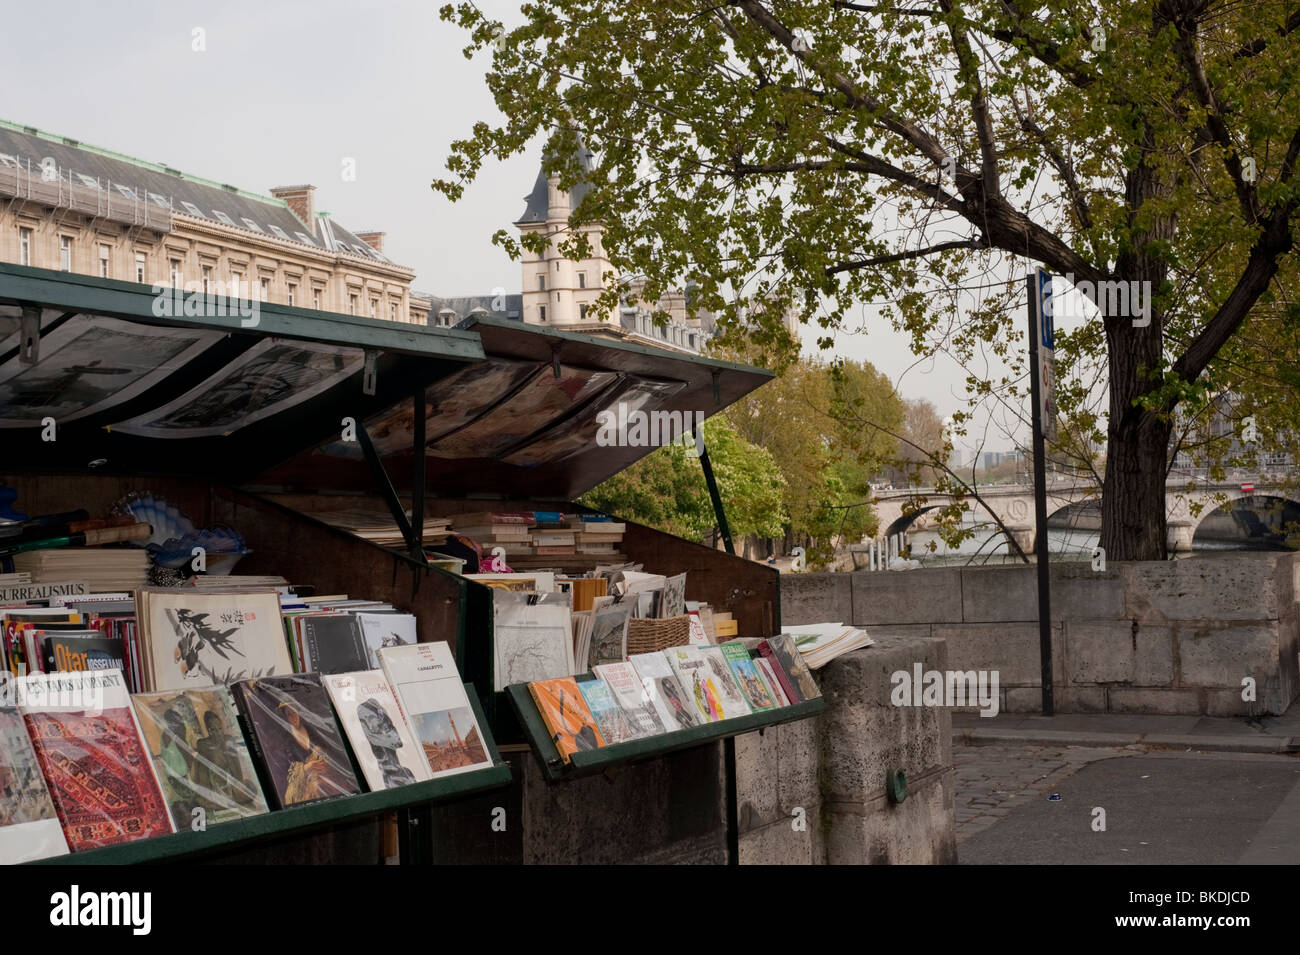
[135,251,146,283]
[202,265,212,294]
[60,236,73,271]
[259,277,270,301]
[349,294,358,315]
[389,301,397,321]
[370,298,378,318]
[579,304,588,320]
[313,288,322,310]
[578,272,586,289]
[98,244,111,278]
[287,283,296,307]
[555,291,559,302]
[18,227,31,266]
[170,258,182,288]
[537,275,546,291]
[539,305,547,322]
[231,271,243,297]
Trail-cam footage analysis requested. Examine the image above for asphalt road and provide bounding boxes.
[959,751,1300,864]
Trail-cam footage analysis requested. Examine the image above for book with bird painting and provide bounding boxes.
[137,589,292,692]
[229,674,361,810]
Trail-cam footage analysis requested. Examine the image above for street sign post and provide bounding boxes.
[1027,269,1055,716]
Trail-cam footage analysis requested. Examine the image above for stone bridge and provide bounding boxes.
[870,474,1298,555]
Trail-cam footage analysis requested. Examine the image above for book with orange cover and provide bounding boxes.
[528,677,605,764]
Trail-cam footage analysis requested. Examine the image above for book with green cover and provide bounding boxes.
[720,641,777,712]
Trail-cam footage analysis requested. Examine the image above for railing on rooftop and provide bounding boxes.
[0,159,173,232]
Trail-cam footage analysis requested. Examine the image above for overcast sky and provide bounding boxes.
[1,0,1093,456]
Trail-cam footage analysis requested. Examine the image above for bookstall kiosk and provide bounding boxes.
[0,263,823,864]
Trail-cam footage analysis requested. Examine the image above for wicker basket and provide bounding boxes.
[626,614,694,655]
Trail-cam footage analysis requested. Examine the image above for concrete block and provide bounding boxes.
[1106,687,1202,715]
[1122,555,1282,624]
[1003,686,1048,712]
[960,566,1037,622]
[825,766,956,864]
[933,622,1064,686]
[851,568,963,625]
[1051,563,1125,620]
[780,573,852,627]
[737,807,821,865]
[1055,686,1109,713]
[1176,626,1279,687]
[1064,620,1174,685]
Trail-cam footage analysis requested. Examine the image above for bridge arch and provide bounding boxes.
[1190,493,1300,550]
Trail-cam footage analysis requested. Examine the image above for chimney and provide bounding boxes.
[270,185,317,234]
[355,231,386,254]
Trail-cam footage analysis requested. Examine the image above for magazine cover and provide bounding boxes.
[588,604,631,669]
[132,685,269,829]
[528,676,605,763]
[592,661,665,738]
[300,614,369,675]
[491,589,573,691]
[759,634,822,703]
[378,642,493,778]
[324,671,432,791]
[577,679,636,745]
[0,703,69,863]
[629,652,698,732]
[355,612,417,668]
[230,674,361,809]
[720,641,777,713]
[755,658,791,707]
[20,670,174,851]
[139,589,293,691]
[665,647,733,723]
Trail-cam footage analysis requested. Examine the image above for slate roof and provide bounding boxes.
[0,119,393,266]
[515,142,595,225]
[411,291,523,322]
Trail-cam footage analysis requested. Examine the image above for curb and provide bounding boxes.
[955,727,1299,755]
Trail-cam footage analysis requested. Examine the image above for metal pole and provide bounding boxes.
[1027,271,1054,716]
[411,385,426,564]
[698,440,735,556]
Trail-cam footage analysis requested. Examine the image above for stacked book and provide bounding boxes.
[567,514,627,557]
[301,505,451,548]
[449,511,535,558]
[531,510,575,557]
[12,549,151,592]
[783,622,875,669]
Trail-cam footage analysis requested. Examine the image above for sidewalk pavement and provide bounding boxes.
[954,706,1300,754]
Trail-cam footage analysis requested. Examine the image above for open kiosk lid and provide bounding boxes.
[0,264,773,498]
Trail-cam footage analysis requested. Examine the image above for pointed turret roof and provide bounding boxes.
[515,141,595,225]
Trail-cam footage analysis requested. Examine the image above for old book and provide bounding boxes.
[324,671,432,791]
[661,573,687,618]
[0,704,69,863]
[378,641,493,778]
[629,651,697,732]
[758,634,822,703]
[21,670,174,851]
[230,674,361,810]
[755,658,791,707]
[491,590,573,691]
[592,661,665,738]
[41,632,126,676]
[699,647,753,718]
[664,647,734,723]
[576,678,637,745]
[588,603,631,670]
[132,685,269,829]
[720,641,777,713]
[355,612,417,668]
[138,589,292,691]
[300,614,369,675]
[528,676,605,763]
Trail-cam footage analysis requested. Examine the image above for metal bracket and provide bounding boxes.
[362,349,379,396]
[550,341,562,378]
[711,368,721,406]
[697,434,735,556]
[356,421,423,563]
[19,305,40,365]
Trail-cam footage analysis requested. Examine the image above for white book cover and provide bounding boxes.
[700,647,753,718]
[592,662,665,738]
[140,589,292,691]
[665,646,748,723]
[491,590,573,691]
[324,671,432,790]
[629,651,698,731]
[378,642,493,778]
[0,703,69,863]
[356,612,418,668]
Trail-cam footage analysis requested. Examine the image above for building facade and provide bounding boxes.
[0,120,429,325]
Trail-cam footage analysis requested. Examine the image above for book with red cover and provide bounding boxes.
[20,669,174,851]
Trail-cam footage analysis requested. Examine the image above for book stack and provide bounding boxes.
[783,622,875,669]
[12,548,151,592]
[449,511,535,558]
[567,514,627,557]
[530,510,575,557]
[301,505,451,549]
